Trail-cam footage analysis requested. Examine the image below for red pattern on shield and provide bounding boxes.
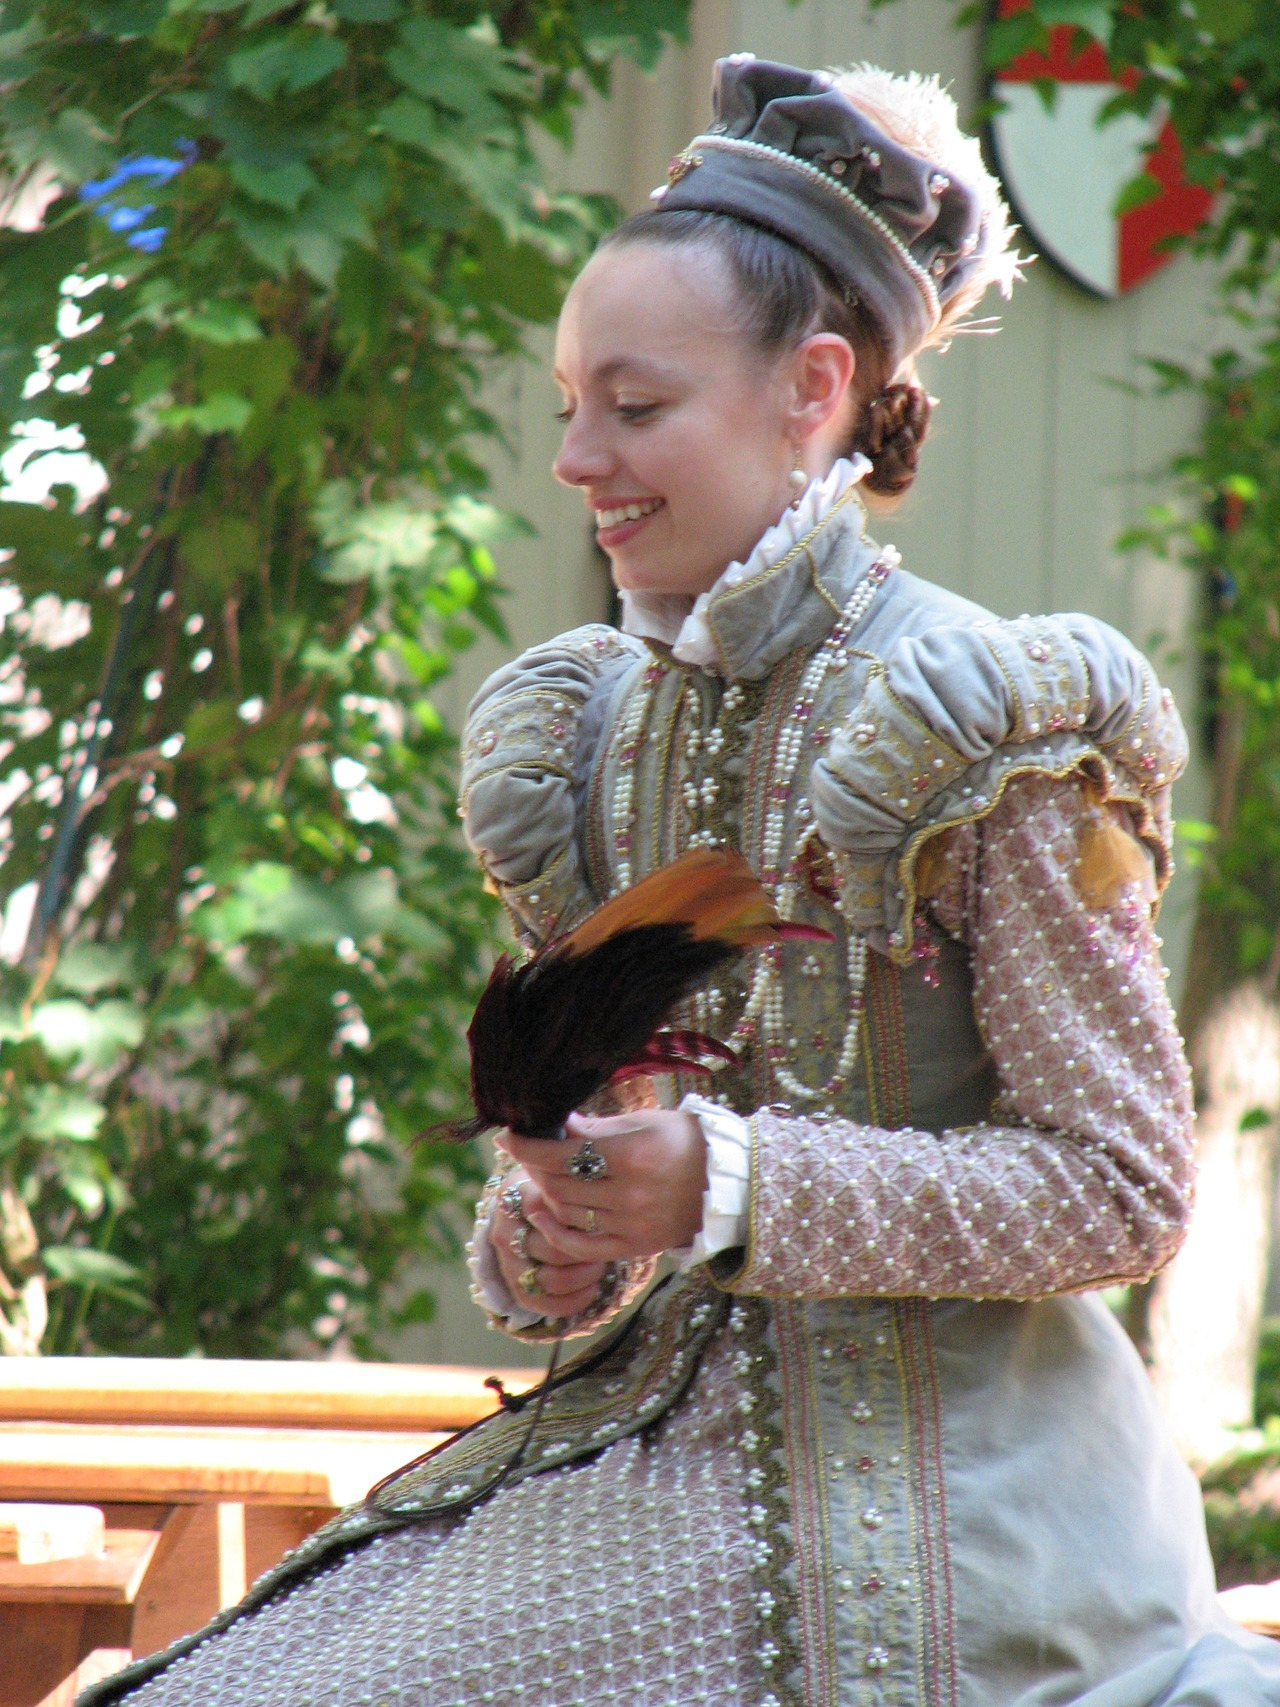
[990,2,1212,296]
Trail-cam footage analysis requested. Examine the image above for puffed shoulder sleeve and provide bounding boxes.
[460,624,645,943]
[809,612,1187,957]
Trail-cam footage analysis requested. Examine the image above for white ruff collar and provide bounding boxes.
[618,455,871,672]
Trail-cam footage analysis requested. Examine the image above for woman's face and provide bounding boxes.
[552,243,808,600]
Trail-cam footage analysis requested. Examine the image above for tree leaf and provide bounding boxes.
[228,156,318,211]
[44,1245,144,1285]
[158,391,254,434]
[24,1086,105,1142]
[179,303,263,345]
[29,999,144,1067]
[225,30,348,100]
[1036,0,1113,44]
[983,12,1046,69]
[1114,171,1163,218]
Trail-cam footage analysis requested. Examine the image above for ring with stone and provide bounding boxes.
[500,1182,524,1220]
[568,1140,608,1182]
[517,1263,541,1296]
[511,1220,532,1260]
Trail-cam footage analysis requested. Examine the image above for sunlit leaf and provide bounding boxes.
[24,1087,105,1142]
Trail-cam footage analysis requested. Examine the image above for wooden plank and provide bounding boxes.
[216,1502,246,1609]
[0,1422,445,1507]
[0,1605,83,1707]
[0,1504,104,1564]
[34,1608,134,1707]
[244,1505,331,1590]
[1219,1580,1280,1637]
[0,1528,157,1605]
[0,1358,529,1433]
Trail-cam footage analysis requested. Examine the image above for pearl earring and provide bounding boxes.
[787,445,807,509]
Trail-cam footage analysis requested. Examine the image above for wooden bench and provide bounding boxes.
[0,1358,531,1707]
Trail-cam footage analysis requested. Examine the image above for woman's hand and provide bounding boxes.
[500,1108,708,1275]
[491,1170,610,1320]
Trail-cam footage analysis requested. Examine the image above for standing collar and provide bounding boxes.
[620,462,884,680]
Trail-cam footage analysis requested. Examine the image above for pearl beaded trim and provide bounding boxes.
[728,556,893,1103]
[685,134,943,328]
[609,661,664,890]
[607,551,893,1103]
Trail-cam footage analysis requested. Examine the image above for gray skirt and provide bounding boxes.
[80,1276,1280,1707]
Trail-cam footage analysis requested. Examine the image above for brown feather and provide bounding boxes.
[560,848,784,955]
[443,848,832,1143]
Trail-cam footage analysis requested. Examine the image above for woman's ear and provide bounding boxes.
[787,333,856,444]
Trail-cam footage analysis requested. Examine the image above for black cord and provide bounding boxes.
[363,1271,676,1523]
[364,1336,564,1519]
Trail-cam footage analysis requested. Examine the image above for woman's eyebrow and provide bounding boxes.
[551,356,685,388]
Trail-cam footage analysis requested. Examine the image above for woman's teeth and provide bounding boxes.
[595,498,662,529]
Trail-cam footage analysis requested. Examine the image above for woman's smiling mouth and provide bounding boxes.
[593,496,665,546]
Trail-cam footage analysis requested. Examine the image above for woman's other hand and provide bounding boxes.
[491,1170,611,1319]
[500,1108,708,1271]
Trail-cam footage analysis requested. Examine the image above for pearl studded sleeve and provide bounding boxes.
[721,771,1194,1302]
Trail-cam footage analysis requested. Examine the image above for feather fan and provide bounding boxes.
[448,847,828,1141]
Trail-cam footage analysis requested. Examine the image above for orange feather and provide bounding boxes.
[560,847,797,957]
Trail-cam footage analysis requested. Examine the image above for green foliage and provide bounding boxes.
[1118,349,1280,983]
[0,0,687,1354]
[1201,1320,1280,1586]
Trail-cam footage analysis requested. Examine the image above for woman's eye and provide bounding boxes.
[617,402,660,423]
[553,407,574,423]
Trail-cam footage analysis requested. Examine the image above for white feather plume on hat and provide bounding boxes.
[832,63,1029,347]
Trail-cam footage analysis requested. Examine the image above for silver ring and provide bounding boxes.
[500,1183,524,1219]
[569,1140,608,1181]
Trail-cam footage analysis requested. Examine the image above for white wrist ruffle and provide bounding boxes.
[669,1094,751,1271]
[468,1201,546,1331]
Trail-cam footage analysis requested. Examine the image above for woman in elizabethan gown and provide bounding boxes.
[86,56,1280,1707]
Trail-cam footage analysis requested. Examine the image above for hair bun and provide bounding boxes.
[855,382,932,497]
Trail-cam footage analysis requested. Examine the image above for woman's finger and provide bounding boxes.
[495,1251,609,1317]
[533,1259,609,1296]
[496,1217,601,1269]
[526,1208,627,1263]
[536,1280,613,1321]
[501,1122,640,1179]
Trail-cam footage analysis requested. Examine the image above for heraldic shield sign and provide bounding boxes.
[987,2,1212,298]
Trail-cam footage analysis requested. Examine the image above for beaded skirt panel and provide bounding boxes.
[98,1295,765,1707]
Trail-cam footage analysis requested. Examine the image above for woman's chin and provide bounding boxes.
[610,551,711,602]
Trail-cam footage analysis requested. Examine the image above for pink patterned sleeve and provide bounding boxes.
[724,771,1194,1301]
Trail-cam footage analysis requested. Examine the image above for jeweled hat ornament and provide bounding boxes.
[652,57,1023,373]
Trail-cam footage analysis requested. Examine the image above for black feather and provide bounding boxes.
[450,922,738,1141]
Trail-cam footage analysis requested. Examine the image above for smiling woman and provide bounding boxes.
[86,55,1280,1707]
[552,244,855,595]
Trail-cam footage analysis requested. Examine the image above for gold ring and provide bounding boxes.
[584,1208,598,1235]
[517,1263,541,1296]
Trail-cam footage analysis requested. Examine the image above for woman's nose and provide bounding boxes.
[553,415,617,489]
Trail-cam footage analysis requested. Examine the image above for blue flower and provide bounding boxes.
[105,203,154,232]
[80,144,195,254]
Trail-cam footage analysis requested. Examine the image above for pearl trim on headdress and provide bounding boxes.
[685,132,943,328]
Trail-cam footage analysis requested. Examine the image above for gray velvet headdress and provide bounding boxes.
[653,56,1020,372]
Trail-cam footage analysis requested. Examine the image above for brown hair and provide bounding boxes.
[600,208,931,498]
